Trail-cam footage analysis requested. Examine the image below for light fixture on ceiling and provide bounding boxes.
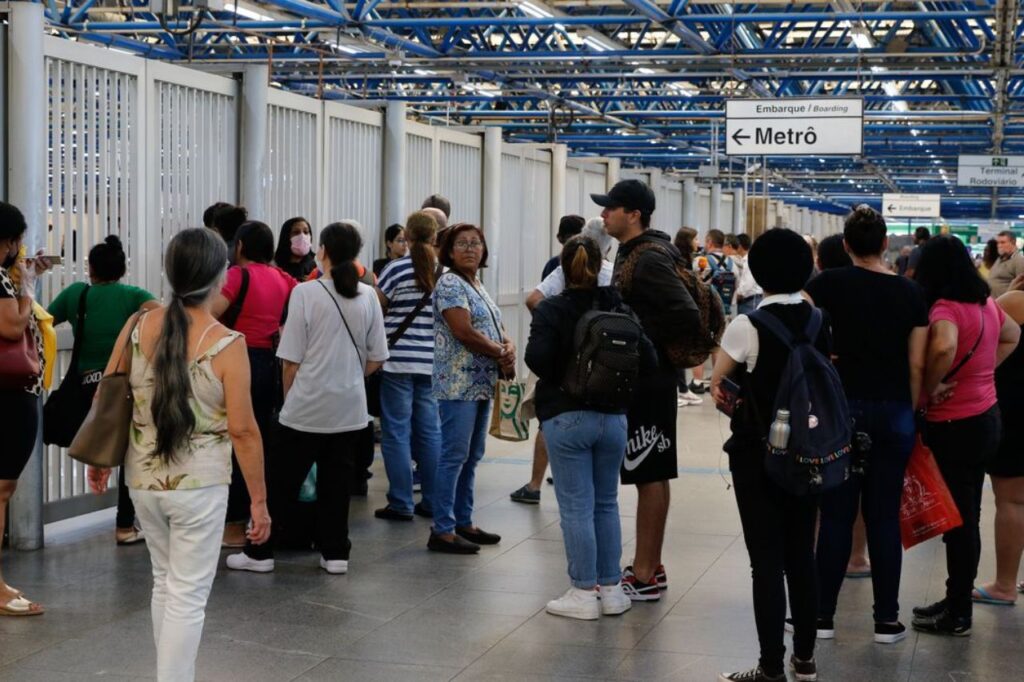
[849,27,874,49]
[519,0,554,19]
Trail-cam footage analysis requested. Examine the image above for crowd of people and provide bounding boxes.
[1,183,1023,682]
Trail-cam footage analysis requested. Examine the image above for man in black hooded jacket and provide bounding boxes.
[591,179,701,601]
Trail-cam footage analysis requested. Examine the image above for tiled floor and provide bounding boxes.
[3,400,1024,681]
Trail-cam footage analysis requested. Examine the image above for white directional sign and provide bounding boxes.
[725,98,863,156]
[882,193,941,219]
[957,155,1024,189]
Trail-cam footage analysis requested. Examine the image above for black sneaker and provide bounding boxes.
[621,568,661,602]
[688,380,706,394]
[374,507,413,522]
[912,599,947,618]
[912,611,971,637]
[427,532,480,554]
[784,617,834,640]
[718,665,785,682]
[510,484,540,504]
[874,621,907,644]
[789,655,817,682]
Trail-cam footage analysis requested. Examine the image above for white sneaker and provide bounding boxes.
[677,391,703,407]
[225,552,274,573]
[546,587,600,620]
[597,583,632,616]
[320,557,349,574]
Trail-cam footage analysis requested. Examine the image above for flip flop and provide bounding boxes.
[972,586,1016,606]
[846,569,872,579]
[0,596,45,617]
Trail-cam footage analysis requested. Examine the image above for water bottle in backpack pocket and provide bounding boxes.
[561,299,644,410]
[749,307,853,496]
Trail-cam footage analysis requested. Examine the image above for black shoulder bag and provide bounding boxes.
[43,285,93,447]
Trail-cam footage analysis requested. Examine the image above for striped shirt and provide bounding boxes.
[377,256,435,375]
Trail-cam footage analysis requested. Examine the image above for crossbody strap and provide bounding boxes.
[220,267,250,330]
[942,306,985,383]
[318,280,364,367]
[67,284,90,375]
[386,269,441,349]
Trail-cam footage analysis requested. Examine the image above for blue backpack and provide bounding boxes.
[749,307,853,496]
[707,253,737,314]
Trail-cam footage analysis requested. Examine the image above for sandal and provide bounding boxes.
[116,525,145,545]
[0,595,44,617]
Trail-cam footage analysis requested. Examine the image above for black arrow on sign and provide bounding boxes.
[732,129,750,146]
[888,204,897,212]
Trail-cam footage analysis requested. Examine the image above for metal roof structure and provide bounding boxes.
[38,0,1024,219]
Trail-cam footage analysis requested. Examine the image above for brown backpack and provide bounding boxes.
[616,242,725,370]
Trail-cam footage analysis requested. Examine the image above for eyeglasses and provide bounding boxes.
[453,240,484,251]
[393,238,408,245]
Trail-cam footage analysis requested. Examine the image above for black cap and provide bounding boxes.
[591,179,656,214]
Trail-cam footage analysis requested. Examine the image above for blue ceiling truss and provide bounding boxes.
[34,0,1024,220]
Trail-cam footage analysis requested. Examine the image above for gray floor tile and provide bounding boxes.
[295,658,460,682]
[458,640,631,679]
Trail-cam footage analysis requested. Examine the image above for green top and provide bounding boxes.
[48,281,157,371]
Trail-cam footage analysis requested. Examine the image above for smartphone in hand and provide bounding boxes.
[716,376,741,417]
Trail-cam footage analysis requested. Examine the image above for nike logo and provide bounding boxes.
[623,438,659,471]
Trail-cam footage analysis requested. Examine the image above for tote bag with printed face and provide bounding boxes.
[489,378,530,442]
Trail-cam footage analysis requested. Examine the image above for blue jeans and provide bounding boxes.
[380,372,441,515]
[434,399,491,536]
[816,399,915,623]
[543,411,628,589]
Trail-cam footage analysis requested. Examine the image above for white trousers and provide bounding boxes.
[130,485,229,682]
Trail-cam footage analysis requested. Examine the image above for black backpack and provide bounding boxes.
[749,307,853,496]
[561,298,644,410]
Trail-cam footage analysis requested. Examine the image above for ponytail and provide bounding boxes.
[405,210,439,293]
[330,261,360,298]
[152,228,227,463]
[320,221,364,299]
[561,235,601,289]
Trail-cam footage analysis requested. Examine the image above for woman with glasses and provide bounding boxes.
[373,224,408,278]
[428,223,515,554]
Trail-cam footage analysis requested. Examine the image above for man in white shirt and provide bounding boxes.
[732,233,763,315]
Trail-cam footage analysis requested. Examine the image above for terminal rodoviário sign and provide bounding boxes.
[725,98,864,157]
[957,155,1024,189]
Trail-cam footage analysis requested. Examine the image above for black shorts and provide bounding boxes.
[621,379,678,485]
[0,389,39,480]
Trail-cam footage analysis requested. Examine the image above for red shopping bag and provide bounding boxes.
[900,436,963,549]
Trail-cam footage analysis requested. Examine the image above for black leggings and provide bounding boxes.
[732,458,819,676]
[226,348,279,522]
[924,406,1001,619]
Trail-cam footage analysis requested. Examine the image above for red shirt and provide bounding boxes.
[221,263,297,349]
[927,297,1005,422]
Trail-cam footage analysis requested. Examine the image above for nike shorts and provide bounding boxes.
[621,380,678,485]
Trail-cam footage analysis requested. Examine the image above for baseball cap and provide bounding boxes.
[590,179,656,214]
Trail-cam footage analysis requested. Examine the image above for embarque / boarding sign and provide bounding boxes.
[882,193,941,219]
[725,98,864,157]
[957,155,1024,189]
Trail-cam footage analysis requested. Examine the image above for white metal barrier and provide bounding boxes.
[266,89,322,236]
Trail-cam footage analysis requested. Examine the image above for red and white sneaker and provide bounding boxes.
[654,564,667,591]
[621,567,661,602]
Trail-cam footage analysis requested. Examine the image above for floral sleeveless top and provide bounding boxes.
[124,316,240,491]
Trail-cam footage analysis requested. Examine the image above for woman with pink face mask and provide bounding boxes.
[275,217,316,281]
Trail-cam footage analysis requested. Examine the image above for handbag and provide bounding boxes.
[489,377,530,442]
[365,279,437,417]
[67,314,141,468]
[43,285,91,446]
[899,435,963,549]
[0,325,40,391]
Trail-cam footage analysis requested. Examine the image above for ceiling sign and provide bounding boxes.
[957,155,1024,189]
[882,193,941,219]
[725,98,863,157]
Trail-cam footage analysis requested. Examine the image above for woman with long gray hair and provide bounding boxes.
[88,228,270,681]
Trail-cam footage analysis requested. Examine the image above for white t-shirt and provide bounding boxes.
[277,279,389,433]
[734,254,764,299]
[719,293,804,372]
[535,260,614,298]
